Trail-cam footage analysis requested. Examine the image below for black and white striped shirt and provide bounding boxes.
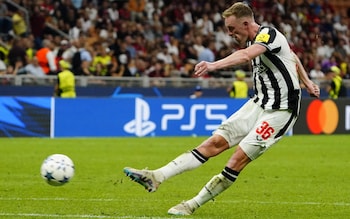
[251,26,301,115]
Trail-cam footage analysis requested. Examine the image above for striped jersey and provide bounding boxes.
[251,26,301,115]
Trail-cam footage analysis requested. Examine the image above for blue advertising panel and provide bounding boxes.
[0,97,51,137]
[54,98,135,137]
[54,98,248,137]
[3,96,347,138]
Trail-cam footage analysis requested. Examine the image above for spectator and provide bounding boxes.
[321,55,338,73]
[79,10,93,35]
[326,66,347,99]
[0,52,6,75]
[132,33,147,57]
[71,0,83,10]
[62,39,77,62]
[179,58,196,78]
[156,43,173,65]
[11,9,27,37]
[193,35,205,58]
[166,36,179,57]
[92,45,114,76]
[148,11,163,39]
[0,0,11,35]
[107,1,119,22]
[333,17,348,34]
[214,23,233,51]
[189,85,203,99]
[24,35,36,62]
[118,1,131,21]
[22,56,46,85]
[85,1,98,22]
[334,38,348,58]
[0,38,9,66]
[197,38,215,62]
[6,58,24,75]
[182,4,193,26]
[180,37,197,60]
[147,59,167,86]
[68,19,82,40]
[112,53,132,77]
[54,60,76,98]
[128,0,146,22]
[227,70,249,98]
[71,36,92,76]
[196,14,214,36]
[23,56,45,77]
[127,57,140,77]
[36,39,57,75]
[309,63,325,80]
[55,39,70,62]
[29,5,46,50]
[123,35,137,59]
[7,37,27,69]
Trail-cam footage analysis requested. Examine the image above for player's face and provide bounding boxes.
[225,16,249,47]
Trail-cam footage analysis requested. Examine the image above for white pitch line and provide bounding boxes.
[0,197,117,202]
[220,199,350,206]
[0,213,181,219]
[1,197,350,207]
[0,213,114,218]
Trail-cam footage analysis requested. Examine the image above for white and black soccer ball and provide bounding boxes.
[40,154,75,186]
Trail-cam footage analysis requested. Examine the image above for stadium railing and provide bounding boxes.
[1,74,348,90]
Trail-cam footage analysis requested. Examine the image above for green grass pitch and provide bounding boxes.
[0,135,349,219]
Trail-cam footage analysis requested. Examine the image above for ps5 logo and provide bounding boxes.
[161,104,227,131]
[124,98,228,136]
[124,98,156,137]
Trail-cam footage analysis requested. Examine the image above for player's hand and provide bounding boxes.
[194,61,213,77]
[307,83,320,98]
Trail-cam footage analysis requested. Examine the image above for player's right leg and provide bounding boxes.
[123,135,230,192]
[123,167,160,192]
[123,148,209,192]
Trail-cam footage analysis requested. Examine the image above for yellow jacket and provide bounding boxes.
[57,70,76,98]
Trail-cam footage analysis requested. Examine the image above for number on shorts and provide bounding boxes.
[256,121,275,140]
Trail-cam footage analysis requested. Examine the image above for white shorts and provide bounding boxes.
[213,99,297,160]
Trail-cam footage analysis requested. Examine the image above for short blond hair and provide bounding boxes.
[222,2,253,19]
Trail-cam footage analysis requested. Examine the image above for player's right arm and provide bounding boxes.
[194,44,266,77]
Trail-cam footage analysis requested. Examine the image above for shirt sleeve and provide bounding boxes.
[46,51,57,72]
[254,26,280,53]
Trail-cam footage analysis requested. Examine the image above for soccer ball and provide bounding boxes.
[40,154,75,186]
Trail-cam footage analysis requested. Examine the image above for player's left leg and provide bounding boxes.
[168,146,250,215]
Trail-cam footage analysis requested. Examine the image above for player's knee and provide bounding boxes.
[227,147,251,171]
[198,136,229,157]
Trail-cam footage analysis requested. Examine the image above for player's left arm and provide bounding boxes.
[293,52,320,98]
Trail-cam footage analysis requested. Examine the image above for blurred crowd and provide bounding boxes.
[0,0,350,86]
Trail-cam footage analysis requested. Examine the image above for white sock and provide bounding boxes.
[153,150,207,182]
[189,167,239,207]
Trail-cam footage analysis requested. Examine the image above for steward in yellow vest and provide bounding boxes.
[55,60,76,98]
[326,66,347,99]
[228,70,249,98]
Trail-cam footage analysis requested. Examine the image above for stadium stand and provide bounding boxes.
[0,0,349,97]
